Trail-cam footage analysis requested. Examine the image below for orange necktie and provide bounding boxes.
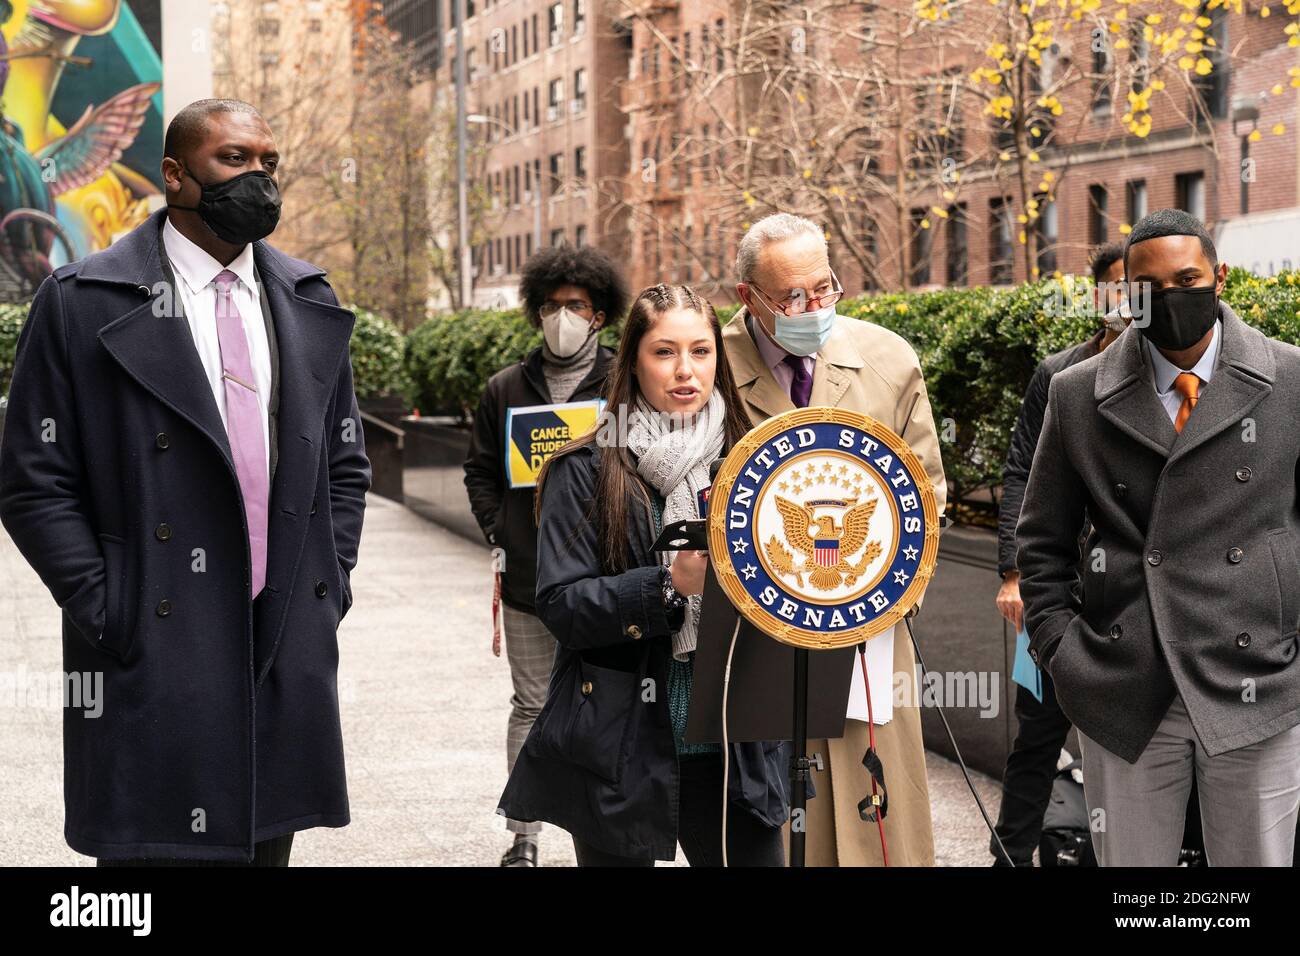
[1173,372,1200,433]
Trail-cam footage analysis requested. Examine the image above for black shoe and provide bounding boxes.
[500,839,538,867]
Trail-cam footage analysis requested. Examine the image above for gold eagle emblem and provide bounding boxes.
[764,495,883,591]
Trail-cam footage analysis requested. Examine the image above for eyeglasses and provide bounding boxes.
[539,299,594,317]
[747,269,844,317]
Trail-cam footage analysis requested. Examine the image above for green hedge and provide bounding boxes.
[0,302,28,398]
[850,269,1300,508]
[347,304,412,402]
[404,309,619,417]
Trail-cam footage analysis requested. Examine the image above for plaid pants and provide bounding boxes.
[502,604,557,836]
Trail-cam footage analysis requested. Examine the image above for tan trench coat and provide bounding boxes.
[721,310,949,866]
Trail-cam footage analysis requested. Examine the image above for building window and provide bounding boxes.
[256,17,280,36]
[574,0,586,32]
[946,204,967,286]
[909,208,932,286]
[574,145,587,182]
[573,68,587,111]
[549,152,564,195]
[1125,179,1147,228]
[575,224,588,248]
[1175,171,1205,222]
[1034,195,1057,276]
[1090,42,1112,111]
[989,198,1014,285]
[1088,184,1108,246]
[547,77,564,120]
[715,19,725,71]
[548,2,564,46]
[1193,13,1229,120]
[550,228,566,247]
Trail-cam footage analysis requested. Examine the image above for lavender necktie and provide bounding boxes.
[214,269,269,598]
[783,353,813,408]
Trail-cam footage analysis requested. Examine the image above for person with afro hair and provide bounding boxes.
[463,243,629,866]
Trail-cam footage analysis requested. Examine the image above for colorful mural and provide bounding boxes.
[0,0,162,300]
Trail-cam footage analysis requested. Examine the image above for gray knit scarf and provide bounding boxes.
[626,390,726,661]
[542,333,599,404]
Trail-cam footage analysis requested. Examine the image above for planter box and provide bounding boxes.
[360,410,405,503]
[399,416,483,544]
[914,522,1078,779]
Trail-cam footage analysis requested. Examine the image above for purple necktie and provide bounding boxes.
[783,353,813,408]
[214,269,269,598]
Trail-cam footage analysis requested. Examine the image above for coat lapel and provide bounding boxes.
[93,209,236,471]
[809,317,865,408]
[1094,324,1178,458]
[251,241,356,683]
[1165,304,1274,467]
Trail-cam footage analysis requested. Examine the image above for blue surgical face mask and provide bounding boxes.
[772,301,837,357]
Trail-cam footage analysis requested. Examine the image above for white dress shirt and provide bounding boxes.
[1144,319,1222,425]
[162,217,272,475]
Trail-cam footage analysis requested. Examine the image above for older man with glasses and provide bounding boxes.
[722,213,948,866]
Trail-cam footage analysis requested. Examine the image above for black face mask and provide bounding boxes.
[1131,284,1218,351]
[171,168,281,245]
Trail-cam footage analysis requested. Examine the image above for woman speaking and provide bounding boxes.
[498,285,791,866]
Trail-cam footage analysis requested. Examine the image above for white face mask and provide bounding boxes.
[542,307,595,358]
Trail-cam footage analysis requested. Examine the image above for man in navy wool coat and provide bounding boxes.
[0,99,370,865]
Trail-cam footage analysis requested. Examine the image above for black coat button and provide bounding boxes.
[1235,467,1252,482]
[156,599,172,617]
[155,432,169,450]
[1029,647,1039,663]
[315,580,328,598]
[1109,624,1123,640]
[1227,547,1243,563]
[310,498,318,516]
[155,522,171,541]
[1147,550,1163,566]
[1237,632,1251,648]
[1115,482,1127,498]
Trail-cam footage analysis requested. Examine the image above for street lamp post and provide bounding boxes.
[454,0,471,310]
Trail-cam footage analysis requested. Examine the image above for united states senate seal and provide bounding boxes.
[708,407,940,650]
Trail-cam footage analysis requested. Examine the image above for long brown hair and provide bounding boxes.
[534,284,753,572]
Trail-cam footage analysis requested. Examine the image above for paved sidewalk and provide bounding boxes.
[0,494,1002,866]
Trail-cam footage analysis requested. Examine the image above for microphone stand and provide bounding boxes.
[789,648,810,867]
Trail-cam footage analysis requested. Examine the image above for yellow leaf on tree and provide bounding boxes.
[1119,223,1133,234]
[1274,123,1287,135]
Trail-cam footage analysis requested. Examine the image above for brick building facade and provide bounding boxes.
[437,0,630,308]
[441,0,1299,307]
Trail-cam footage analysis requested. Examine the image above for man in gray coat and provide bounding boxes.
[1017,208,1300,866]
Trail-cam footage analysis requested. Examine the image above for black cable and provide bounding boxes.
[904,613,1017,867]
